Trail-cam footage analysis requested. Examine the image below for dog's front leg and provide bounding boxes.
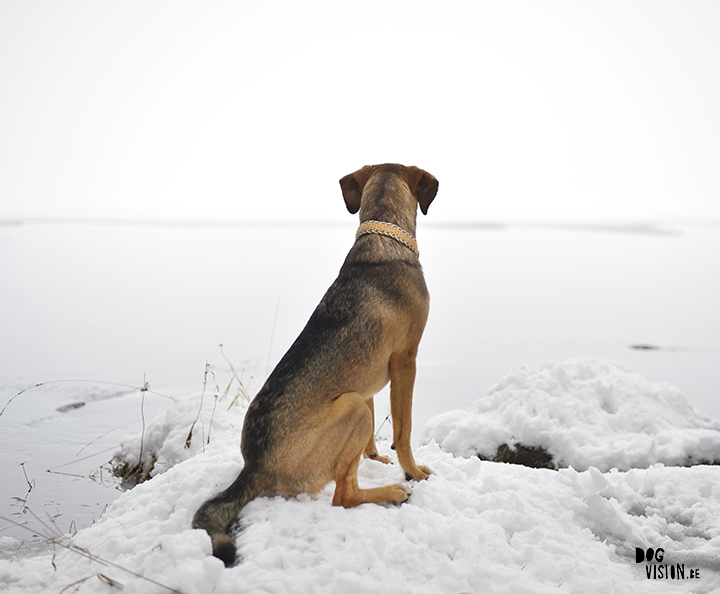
[389,354,433,481]
[363,397,392,464]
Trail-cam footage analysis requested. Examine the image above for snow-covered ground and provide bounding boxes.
[1,223,719,592]
[423,358,720,471]
[1,358,719,593]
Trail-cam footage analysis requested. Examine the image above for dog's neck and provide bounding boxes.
[355,220,419,257]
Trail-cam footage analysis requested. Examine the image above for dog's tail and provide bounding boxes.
[192,466,264,567]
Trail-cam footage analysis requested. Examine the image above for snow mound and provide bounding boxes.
[422,358,720,471]
[3,442,720,593]
[111,389,247,484]
[2,358,720,593]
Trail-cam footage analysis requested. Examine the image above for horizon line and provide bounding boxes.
[2,216,718,235]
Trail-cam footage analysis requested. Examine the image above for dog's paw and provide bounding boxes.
[366,451,392,464]
[418,464,434,477]
[388,483,411,505]
[404,465,433,482]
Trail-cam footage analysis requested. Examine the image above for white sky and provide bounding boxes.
[1,1,719,223]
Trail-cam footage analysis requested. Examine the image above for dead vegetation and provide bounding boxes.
[107,356,252,489]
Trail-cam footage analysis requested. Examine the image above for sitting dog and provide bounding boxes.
[193,163,438,566]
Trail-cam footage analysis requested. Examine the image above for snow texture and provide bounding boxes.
[422,358,720,471]
[1,358,719,593]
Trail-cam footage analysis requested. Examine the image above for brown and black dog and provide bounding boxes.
[192,164,438,566]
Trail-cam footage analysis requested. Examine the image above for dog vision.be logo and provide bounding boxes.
[636,547,702,581]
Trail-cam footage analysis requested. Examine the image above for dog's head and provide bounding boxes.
[339,164,438,216]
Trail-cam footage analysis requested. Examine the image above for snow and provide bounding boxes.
[1,358,719,593]
[111,380,246,483]
[422,358,720,472]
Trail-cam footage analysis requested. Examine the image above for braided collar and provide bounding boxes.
[355,220,419,257]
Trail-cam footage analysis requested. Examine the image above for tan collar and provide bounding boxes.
[356,220,419,257]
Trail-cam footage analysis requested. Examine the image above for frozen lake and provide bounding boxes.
[1,220,718,542]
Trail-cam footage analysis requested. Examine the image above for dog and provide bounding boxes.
[192,163,438,566]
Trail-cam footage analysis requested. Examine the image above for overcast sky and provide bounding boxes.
[2,1,719,224]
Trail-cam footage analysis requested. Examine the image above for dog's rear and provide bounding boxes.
[193,164,438,566]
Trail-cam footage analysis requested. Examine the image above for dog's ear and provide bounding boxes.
[339,173,362,214]
[407,167,439,215]
[339,166,373,214]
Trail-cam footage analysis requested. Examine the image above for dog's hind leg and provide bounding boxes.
[328,393,409,508]
[332,453,409,508]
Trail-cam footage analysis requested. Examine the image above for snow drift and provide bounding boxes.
[1,358,719,593]
[422,358,720,471]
